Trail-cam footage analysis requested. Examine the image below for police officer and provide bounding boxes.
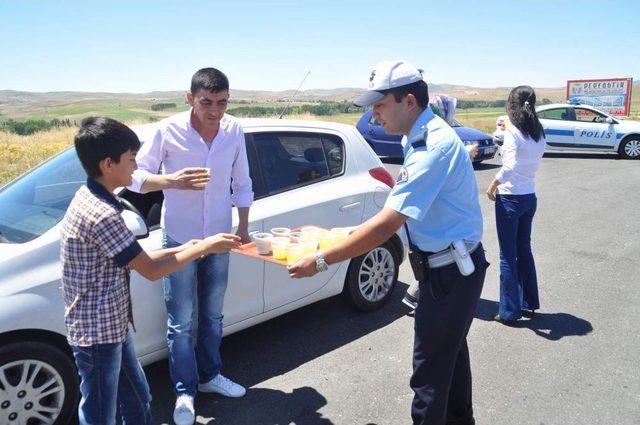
[288,60,488,425]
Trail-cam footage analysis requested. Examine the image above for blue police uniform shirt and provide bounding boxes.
[384,107,483,253]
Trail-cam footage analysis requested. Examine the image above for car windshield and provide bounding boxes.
[0,147,86,244]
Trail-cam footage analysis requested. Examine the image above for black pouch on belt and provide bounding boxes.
[405,223,429,282]
[408,248,429,282]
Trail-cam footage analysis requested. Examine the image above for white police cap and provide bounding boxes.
[354,60,423,107]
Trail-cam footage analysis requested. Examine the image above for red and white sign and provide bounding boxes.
[566,78,633,116]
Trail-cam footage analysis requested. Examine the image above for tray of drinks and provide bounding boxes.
[231,225,352,267]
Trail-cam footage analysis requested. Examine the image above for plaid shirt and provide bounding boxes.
[61,178,142,346]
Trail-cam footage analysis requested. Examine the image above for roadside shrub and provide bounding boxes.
[457,100,506,109]
[0,118,75,136]
[228,102,364,118]
[150,102,177,111]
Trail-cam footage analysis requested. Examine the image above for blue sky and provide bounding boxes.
[1,0,638,93]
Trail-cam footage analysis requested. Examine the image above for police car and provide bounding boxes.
[537,103,640,159]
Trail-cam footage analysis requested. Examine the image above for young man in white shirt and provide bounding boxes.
[129,68,253,425]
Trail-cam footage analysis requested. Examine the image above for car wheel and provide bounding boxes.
[619,136,640,159]
[343,241,399,311]
[0,341,79,425]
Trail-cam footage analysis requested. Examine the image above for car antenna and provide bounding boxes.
[278,70,311,119]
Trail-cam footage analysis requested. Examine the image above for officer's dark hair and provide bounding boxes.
[74,117,141,178]
[382,80,430,109]
[190,67,229,95]
[507,85,545,142]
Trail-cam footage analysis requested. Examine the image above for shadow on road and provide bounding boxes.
[146,282,411,424]
[474,298,593,341]
[472,162,501,170]
[195,386,334,425]
[543,152,619,160]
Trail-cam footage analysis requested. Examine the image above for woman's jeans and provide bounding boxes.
[162,233,230,397]
[72,334,153,425]
[495,193,539,321]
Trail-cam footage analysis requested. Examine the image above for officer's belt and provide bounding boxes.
[422,242,480,269]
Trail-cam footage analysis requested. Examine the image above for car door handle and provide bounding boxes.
[339,202,361,212]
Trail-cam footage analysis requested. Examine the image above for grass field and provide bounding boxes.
[1,91,638,186]
[0,126,76,185]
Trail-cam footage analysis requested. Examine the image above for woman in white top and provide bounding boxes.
[486,86,546,322]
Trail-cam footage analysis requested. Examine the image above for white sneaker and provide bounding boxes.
[198,374,246,397]
[173,394,195,425]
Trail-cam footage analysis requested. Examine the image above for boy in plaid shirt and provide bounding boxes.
[61,117,241,424]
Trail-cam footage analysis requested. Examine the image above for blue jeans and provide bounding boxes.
[163,233,230,396]
[495,193,539,321]
[72,334,153,425]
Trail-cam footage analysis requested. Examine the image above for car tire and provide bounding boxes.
[343,241,399,312]
[618,136,640,159]
[0,341,79,425]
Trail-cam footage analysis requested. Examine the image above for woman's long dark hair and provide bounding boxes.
[507,85,545,142]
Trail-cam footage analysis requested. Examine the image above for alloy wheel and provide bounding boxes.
[624,139,640,158]
[358,247,396,302]
[0,359,65,424]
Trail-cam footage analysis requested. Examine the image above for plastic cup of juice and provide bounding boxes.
[301,228,322,239]
[286,243,306,265]
[316,230,335,251]
[251,232,273,255]
[270,227,291,237]
[330,227,350,244]
[271,237,290,260]
[288,231,303,242]
[192,167,211,188]
[298,237,318,255]
[300,225,321,233]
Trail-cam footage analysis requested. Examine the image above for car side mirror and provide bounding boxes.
[605,117,615,124]
[121,209,149,239]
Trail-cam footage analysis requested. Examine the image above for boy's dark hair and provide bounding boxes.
[382,80,430,109]
[74,117,141,178]
[190,68,229,95]
[507,85,545,142]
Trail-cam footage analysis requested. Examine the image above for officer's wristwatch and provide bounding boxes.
[315,252,329,272]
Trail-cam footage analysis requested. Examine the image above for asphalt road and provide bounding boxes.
[147,152,640,425]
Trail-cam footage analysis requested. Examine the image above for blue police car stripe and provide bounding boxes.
[546,129,625,140]
[411,140,426,148]
[547,142,613,149]
[545,129,573,136]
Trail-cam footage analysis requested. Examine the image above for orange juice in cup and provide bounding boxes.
[330,227,350,244]
[298,237,318,255]
[301,229,321,241]
[271,237,290,260]
[316,230,335,251]
[286,243,305,265]
[288,231,303,242]
[300,225,321,233]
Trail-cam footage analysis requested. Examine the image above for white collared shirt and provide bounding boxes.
[495,126,546,195]
[129,110,253,244]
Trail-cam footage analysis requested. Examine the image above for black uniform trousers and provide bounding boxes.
[411,245,487,425]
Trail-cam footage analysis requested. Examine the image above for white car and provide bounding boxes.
[537,103,640,159]
[0,119,407,424]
